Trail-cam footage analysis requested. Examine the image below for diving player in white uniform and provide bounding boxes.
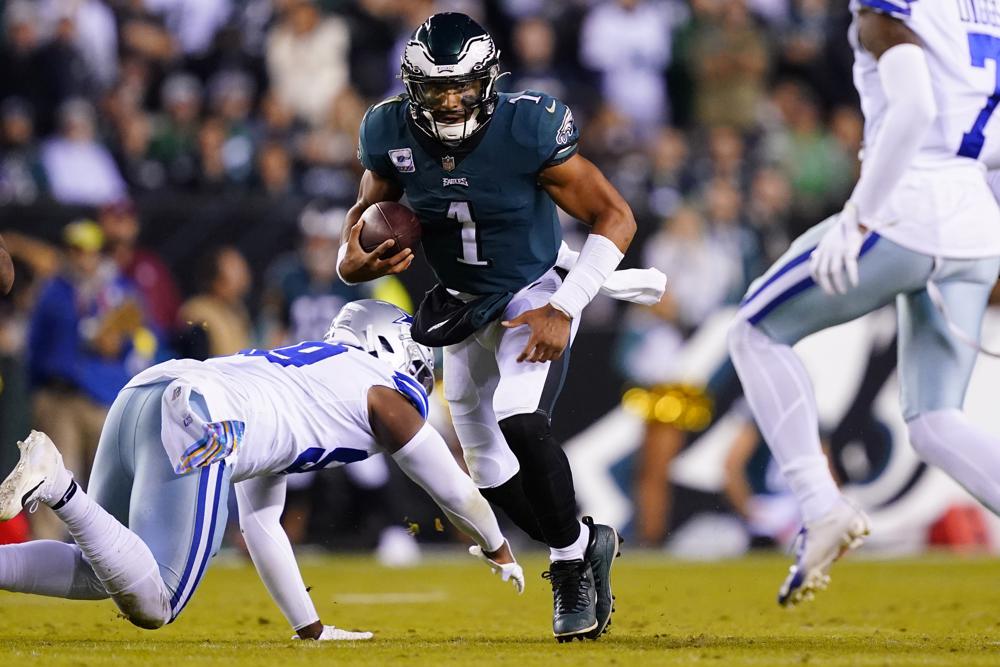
[0,300,524,639]
[729,0,1000,606]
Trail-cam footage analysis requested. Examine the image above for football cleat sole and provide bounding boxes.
[778,513,870,607]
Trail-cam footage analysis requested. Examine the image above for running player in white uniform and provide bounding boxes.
[0,300,524,639]
[729,0,1000,606]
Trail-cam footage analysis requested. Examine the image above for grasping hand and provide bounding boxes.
[502,304,571,363]
[338,220,414,283]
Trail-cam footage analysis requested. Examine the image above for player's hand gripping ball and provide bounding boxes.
[340,202,421,282]
[359,202,422,259]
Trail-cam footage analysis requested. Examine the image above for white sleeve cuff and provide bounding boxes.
[549,234,624,320]
[336,243,358,286]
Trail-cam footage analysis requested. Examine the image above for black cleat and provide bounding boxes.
[542,558,597,641]
[583,516,622,639]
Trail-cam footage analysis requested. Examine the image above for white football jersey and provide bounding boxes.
[850,0,1000,257]
[125,342,429,482]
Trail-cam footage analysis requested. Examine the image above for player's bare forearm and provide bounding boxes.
[539,154,636,253]
[857,8,921,58]
[0,234,14,294]
[341,171,404,244]
[339,170,412,282]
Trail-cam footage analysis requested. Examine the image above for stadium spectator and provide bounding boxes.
[41,99,127,206]
[194,116,232,192]
[507,16,570,105]
[266,0,351,126]
[686,0,769,131]
[620,205,740,387]
[298,86,367,200]
[0,98,47,205]
[0,2,43,106]
[745,166,793,263]
[98,200,182,336]
[113,110,167,192]
[54,0,120,91]
[179,245,252,357]
[27,220,156,538]
[642,127,696,221]
[256,141,295,198]
[580,0,686,135]
[145,0,232,57]
[32,11,98,134]
[149,72,203,188]
[208,70,257,186]
[116,0,178,66]
[762,80,853,221]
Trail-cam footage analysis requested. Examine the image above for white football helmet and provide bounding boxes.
[325,300,435,394]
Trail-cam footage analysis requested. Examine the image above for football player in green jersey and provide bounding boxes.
[337,13,636,641]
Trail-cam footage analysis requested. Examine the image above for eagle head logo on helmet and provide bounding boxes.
[400,13,502,146]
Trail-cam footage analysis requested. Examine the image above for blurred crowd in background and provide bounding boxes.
[0,0,865,554]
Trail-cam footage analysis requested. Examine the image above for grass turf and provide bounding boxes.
[0,552,998,666]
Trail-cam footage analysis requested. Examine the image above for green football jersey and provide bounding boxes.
[358,91,580,295]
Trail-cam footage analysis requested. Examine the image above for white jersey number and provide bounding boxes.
[448,201,492,267]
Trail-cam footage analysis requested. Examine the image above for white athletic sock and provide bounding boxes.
[0,541,107,599]
[729,319,840,523]
[908,409,1000,515]
[392,424,506,553]
[549,520,588,562]
[52,484,172,628]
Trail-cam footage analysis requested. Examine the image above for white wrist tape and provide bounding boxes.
[849,43,936,224]
[549,234,624,320]
[336,243,358,285]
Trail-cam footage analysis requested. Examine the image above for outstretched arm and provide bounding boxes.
[337,169,414,284]
[811,9,934,294]
[368,386,524,591]
[236,476,372,640]
[850,9,931,223]
[502,153,637,363]
[235,476,319,637]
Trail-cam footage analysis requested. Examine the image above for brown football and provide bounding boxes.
[359,201,422,259]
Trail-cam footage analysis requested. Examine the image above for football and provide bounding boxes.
[359,201,422,259]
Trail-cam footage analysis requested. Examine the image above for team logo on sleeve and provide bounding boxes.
[556,108,575,146]
[389,148,415,173]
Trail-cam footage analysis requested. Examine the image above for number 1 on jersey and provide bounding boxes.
[959,33,1000,159]
[448,201,491,267]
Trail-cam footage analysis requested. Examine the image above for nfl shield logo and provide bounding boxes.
[442,155,456,172]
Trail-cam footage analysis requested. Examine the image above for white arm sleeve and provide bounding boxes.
[391,424,505,553]
[850,43,937,225]
[549,233,624,320]
[236,476,319,631]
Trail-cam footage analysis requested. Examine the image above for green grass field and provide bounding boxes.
[1,552,997,666]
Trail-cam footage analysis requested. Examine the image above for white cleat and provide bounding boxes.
[469,543,525,594]
[778,499,871,607]
[0,430,67,520]
[292,625,374,641]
